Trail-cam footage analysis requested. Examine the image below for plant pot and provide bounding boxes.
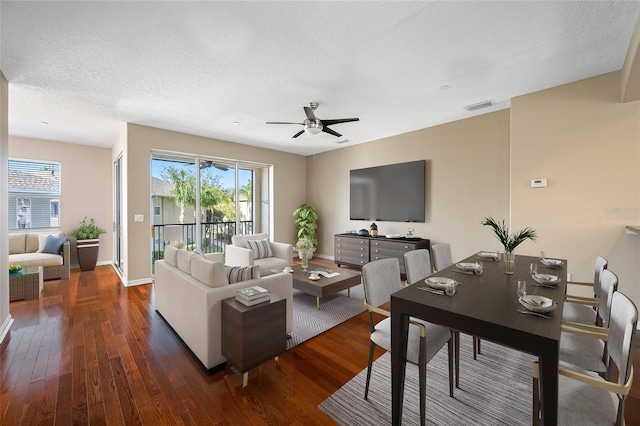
[504,252,515,275]
[77,238,100,271]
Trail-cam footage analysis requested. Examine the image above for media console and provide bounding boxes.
[334,233,430,275]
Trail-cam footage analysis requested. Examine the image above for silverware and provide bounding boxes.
[517,309,551,319]
[453,270,474,275]
[417,287,444,295]
[531,282,558,289]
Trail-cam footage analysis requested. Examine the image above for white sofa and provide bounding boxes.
[8,232,70,280]
[154,245,293,373]
[225,233,293,275]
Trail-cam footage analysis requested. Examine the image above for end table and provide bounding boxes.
[221,294,286,391]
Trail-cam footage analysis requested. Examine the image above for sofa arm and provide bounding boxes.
[270,242,293,263]
[225,244,254,267]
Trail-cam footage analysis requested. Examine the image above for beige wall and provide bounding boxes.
[511,71,640,305]
[123,124,306,283]
[0,71,10,341]
[307,109,511,263]
[9,136,113,266]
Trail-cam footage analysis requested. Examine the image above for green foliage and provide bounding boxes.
[481,217,537,252]
[293,204,318,248]
[69,216,106,240]
[295,237,316,253]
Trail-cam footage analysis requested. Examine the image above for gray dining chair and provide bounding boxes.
[559,269,618,380]
[361,258,455,426]
[431,243,453,273]
[563,256,608,325]
[532,290,637,426]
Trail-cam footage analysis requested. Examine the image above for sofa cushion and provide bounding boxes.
[9,252,63,268]
[26,233,41,253]
[9,234,25,255]
[164,245,178,267]
[176,249,193,274]
[191,256,228,288]
[42,235,66,254]
[225,265,261,284]
[232,233,269,248]
[245,239,273,259]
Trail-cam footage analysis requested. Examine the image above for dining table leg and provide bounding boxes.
[391,306,410,426]
[537,346,559,425]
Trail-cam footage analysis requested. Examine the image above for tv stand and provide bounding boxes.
[334,233,430,275]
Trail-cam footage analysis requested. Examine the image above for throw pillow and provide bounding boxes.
[225,265,260,284]
[192,248,206,258]
[191,256,227,288]
[42,235,67,254]
[244,239,273,260]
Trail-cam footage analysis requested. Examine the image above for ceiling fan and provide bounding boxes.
[266,102,359,138]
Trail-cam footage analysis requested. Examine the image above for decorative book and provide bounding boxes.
[236,285,269,300]
[235,293,270,306]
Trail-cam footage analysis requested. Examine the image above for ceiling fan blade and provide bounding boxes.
[321,117,360,126]
[322,126,342,137]
[266,121,304,125]
[292,130,305,138]
[303,106,317,120]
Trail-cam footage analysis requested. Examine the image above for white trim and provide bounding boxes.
[0,314,14,344]
[123,277,153,287]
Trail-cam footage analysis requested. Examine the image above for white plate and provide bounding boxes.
[309,276,320,281]
[425,277,456,290]
[519,295,557,313]
[477,251,500,260]
[456,262,477,271]
[533,273,559,284]
[541,258,563,268]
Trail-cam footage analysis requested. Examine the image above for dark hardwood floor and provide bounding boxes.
[2,260,639,425]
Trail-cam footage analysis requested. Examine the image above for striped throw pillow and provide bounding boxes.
[245,239,273,259]
[225,265,260,284]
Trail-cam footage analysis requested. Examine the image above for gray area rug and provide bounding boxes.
[287,284,366,350]
[319,334,536,425]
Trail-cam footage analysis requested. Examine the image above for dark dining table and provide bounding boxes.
[391,253,567,425]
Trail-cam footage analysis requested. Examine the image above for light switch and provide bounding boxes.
[530,178,547,188]
[134,214,144,222]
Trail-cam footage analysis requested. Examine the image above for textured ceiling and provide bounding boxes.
[1,1,639,156]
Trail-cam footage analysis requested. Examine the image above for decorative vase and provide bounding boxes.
[504,252,515,275]
[77,238,100,271]
[300,250,309,271]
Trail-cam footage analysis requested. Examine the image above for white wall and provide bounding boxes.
[0,71,12,342]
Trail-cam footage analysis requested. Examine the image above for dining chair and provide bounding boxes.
[532,290,637,426]
[431,243,453,273]
[559,269,618,380]
[361,258,456,426]
[564,256,608,324]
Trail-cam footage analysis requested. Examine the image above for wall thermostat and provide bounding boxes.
[530,178,547,188]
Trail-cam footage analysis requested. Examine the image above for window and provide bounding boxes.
[154,206,161,216]
[8,159,61,230]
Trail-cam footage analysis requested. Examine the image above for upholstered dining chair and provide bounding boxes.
[431,243,453,273]
[563,256,608,325]
[559,269,618,380]
[532,290,637,426]
[361,258,456,426]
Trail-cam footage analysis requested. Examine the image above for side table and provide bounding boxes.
[221,294,286,391]
[9,266,43,301]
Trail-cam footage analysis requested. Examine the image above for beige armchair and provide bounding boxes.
[225,233,293,276]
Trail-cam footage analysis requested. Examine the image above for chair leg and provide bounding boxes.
[364,341,375,400]
[532,363,540,426]
[473,337,478,360]
[419,336,427,426]
[478,338,481,354]
[454,331,460,388]
[447,338,454,397]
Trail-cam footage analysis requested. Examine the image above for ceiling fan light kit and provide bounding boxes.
[266,102,359,138]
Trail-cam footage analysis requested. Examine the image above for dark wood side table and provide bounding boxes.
[221,294,286,391]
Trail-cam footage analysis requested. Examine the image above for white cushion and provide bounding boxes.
[164,245,178,267]
[9,252,63,268]
[191,256,228,288]
[25,233,40,253]
[176,249,193,274]
[245,238,273,259]
[9,234,25,254]
[232,233,269,248]
[225,265,260,284]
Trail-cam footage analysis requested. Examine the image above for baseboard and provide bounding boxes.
[70,260,113,270]
[0,314,15,344]
[155,310,226,376]
[122,277,153,287]
[313,253,334,261]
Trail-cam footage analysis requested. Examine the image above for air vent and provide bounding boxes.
[464,100,494,111]
[336,139,350,144]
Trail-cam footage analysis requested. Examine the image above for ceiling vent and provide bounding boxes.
[336,139,350,144]
[464,100,494,111]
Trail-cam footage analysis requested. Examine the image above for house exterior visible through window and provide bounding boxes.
[8,159,61,230]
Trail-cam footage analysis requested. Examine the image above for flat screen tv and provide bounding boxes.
[350,160,425,222]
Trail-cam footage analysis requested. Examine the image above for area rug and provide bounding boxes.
[319,334,536,425]
[287,284,366,350]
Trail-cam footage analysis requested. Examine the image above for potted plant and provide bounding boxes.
[69,216,106,271]
[294,238,316,270]
[481,217,537,274]
[293,203,318,258]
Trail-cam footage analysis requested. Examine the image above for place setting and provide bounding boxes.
[476,251,501,261]
[539,251,564,269]
[528,262,561,288]
[516,277,557,319]
[453,261,483,275]
[418,277,459,296]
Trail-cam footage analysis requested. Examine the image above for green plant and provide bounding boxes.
[69,216,106,240]
[293,204,318,248]
[295,237,316,253]
[481,217,537,252]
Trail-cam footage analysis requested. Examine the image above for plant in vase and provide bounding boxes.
[295,238,316,271]
[69,216,106,271]
[293,204,318,258]
[481,217,537,274]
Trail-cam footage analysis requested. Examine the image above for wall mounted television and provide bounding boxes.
[350,160,425,222]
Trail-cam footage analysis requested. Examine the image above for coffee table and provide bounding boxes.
[9,266,43,301]
[276,263,362,310]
